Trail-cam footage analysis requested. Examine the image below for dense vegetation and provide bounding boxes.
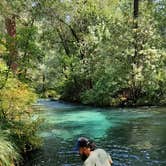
[36,0,165,107]
[0,0,166,164]
[1,0,166,107]
[0,59,42,165]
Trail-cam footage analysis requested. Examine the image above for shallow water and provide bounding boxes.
[25,99,166,166]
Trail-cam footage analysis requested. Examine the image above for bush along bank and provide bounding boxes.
[0,60,42,166]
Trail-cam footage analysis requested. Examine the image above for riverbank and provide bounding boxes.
[0,63,42,166]
[49,97,166,109]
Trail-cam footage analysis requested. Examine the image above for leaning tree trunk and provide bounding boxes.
[5,15,18,73]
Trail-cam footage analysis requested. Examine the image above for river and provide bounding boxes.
[24,99,166,166]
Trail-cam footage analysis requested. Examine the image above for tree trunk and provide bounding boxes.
[133,0,139,62]
[131,0,139,102]
[134,0,139,19]
[56,26,70,56]
[42,72,46,96]
[5,15,18,73]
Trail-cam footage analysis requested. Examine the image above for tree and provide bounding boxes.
[29,0,166,106]
[0,0,43,75]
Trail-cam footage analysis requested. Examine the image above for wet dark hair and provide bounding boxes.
[86,140,96,151]
[76,137,96,151]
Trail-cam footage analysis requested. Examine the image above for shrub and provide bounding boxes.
[0,59,42,159]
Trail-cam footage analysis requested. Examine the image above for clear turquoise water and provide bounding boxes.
[25,99,166,166]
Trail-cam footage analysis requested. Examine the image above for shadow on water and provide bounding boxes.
[25,99,166,166]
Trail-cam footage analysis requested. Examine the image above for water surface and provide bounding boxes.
[25,99,166,166]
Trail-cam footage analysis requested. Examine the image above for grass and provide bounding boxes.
[0,133,20,166]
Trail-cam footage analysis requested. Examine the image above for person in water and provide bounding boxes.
[74,137,113,166]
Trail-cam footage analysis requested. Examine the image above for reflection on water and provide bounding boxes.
[25,100,166,166]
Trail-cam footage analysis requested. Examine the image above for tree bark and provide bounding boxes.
[56,26,70,56]
[5,15,18,73]
[134,0,139,19]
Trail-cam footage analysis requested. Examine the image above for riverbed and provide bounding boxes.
[24,99,166,166]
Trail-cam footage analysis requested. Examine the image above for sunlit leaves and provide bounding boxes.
[0,61,42,155]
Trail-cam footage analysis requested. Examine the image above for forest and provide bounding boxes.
[0,0,166,165]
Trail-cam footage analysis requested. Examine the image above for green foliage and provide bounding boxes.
[0,4,165,166]
[50,0,166,106]
[17,25,44,79]
[153,0,166,48]
[0,133,20,166]
[1,0,166,109]
[0,60,42,162]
